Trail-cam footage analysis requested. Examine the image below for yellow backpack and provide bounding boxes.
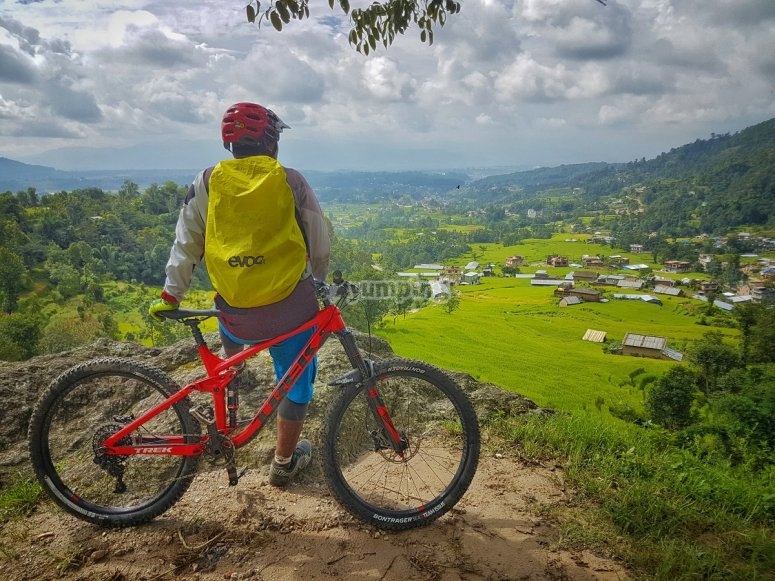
[205,156,307,308]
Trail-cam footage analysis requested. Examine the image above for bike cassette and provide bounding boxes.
[92,423,130,493]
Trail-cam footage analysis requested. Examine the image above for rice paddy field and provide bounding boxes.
[374,273,737,416]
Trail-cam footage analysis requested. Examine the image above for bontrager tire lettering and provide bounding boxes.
[321,358,480,532]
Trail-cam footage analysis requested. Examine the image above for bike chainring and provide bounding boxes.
[202,425,235,466]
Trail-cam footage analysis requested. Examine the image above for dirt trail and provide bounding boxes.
[1,451,631,580]
[1,335,631,580]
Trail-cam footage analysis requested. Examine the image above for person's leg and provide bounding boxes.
[269,327,316,456]
[219,324,246,358]
[275,417,305,459]
[268,327,316,485]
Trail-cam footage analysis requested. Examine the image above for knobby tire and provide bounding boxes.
[321,358,480,531]
[28,358,201,527]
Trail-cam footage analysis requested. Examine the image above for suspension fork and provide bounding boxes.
[335,329,407,456]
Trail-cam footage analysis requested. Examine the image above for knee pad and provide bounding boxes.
[278,398,309,421]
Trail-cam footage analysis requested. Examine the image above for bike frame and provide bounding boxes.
[102,301,403,460]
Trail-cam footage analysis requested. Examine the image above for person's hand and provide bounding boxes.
[149,292,178,321]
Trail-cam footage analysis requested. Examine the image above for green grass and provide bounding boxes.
[370,254,773,579]
[488,413,775,580]
[376,276,730,414]
[0,472,43,522]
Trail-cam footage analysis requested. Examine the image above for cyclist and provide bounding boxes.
[149,102,330,487]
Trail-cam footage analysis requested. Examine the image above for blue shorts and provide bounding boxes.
[219,324,317,405]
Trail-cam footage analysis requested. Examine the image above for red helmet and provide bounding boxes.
[221,102,290,149]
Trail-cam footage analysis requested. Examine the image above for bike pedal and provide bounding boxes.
[227,466,248,486]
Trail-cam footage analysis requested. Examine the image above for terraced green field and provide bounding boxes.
[375,275,736,415]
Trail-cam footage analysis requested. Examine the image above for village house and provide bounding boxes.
[630,244,644,253]
[588,235,614,244]
[583,255,606,268]
[595,275,626,286]
[650,276,676,287]
[505,255,524,267]
[654,285,683,297]
[617,279,645,290]
[664,260,692,274]
[698,254,714,270]
[554,285,602,302]
[750,281,775,303]
[570,270,599,284]
[608,255,630,266]
[559,295,583,307]
[546,255,569,267]
[622,333,666,358]
[699,281,719,295]
[441,265,462,285]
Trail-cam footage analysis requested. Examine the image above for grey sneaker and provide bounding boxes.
[269,439,312,487]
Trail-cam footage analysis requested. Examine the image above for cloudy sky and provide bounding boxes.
[1,0,774,173]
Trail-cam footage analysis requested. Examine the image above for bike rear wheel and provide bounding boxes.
[28,358,201,527]
[321,358,480,531]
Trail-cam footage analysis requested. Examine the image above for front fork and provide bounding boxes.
[334,329,408,456]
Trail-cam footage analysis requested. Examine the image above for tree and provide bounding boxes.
[0,311,42,360]
[247,0,461,54]
[748,304,775,363]
[0,248,28,313]
[645,366,698,430]
[733,303,759,364]
[686,331,741,394]
[442,291,460,314]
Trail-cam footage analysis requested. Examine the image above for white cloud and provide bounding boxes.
[0,0,773,171]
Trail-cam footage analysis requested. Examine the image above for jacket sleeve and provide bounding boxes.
[163,170,209,302]
[286,167,330,282]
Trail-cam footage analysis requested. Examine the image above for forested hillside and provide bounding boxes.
[454,117,775,238]
[1,117,774,362]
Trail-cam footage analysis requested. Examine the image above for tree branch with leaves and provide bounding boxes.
[246,0,462,54]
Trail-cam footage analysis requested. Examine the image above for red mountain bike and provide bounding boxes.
[28,284,480,531]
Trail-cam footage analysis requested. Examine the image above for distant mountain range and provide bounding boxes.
[0,155,476,202]
[0,158,202,194]
[2,116,774,216]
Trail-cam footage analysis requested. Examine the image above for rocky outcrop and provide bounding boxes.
[1,330,541,468]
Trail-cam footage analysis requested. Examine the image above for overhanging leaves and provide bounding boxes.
[245,0,462,53]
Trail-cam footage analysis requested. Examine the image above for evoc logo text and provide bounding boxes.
[228,255,265,267]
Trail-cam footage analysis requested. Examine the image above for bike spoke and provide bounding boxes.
[324,360,479,530]
[32,361,201,524]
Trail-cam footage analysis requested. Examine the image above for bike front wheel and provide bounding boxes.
[321,358,480,531]
[28,358,201,527]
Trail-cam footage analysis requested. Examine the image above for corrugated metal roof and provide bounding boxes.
[582,329,607,342]
[662,347,684,361]
[623,333,666,350]
[654,285,682,295]
[561,296,583,305]
[730,295,752,303]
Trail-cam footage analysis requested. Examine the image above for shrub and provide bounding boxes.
[646,366,699,430]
